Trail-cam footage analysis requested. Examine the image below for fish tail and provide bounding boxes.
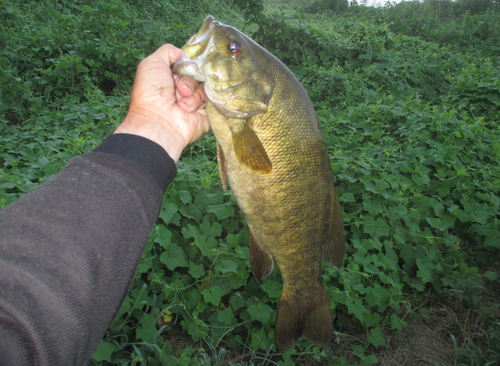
[275,286,333,352]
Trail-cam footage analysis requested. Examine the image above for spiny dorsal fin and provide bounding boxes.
[231,121,272,173]
[322,185,345,268]
[248,225,274,282]
[217,143,228,191]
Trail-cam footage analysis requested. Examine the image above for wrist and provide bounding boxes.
[114,110,186,163]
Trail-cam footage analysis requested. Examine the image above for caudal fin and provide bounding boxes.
[274,286,333,352]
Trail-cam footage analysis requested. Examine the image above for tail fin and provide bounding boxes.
[274,286,333,352]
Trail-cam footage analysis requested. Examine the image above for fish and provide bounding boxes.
[173,15,345,352]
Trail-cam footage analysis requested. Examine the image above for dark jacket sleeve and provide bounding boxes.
[0,134,177,365]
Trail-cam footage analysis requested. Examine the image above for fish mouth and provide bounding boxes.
[172,15,217,82]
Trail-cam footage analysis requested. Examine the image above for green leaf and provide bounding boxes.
[364,216,390,239]
[216,259,238,275]
[351,344,365,358]
[483,233,500,249]
[206,203,236,220]
[390,313,407,332]
[160,243,189,270]
[260,280,282,299]
[200,221,222,238]
[195,235,218,256]
[181,224,200,240]
[416,258,435,284]
[136,313,158,342]
[368,328,386,348]
[340,192,356,202]
[248,303,273,324]
[218,307,237,325]
[347,298,367,324]
[184,288,202,310]
[92,340,117,362]
[201,286,226,306]
[153,225,172,249]
[179,190,192,204]
[159,202,178,224]
[229,293,245,311]
[226,233,244,248]
[188,261,205,279]
[251,326,273,350]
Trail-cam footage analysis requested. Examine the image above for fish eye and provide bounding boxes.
[228,40,242,55]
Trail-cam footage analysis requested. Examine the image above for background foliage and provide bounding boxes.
[1,0,499,365]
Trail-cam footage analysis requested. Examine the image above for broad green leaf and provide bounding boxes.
[92,340,117,362]
[390,313,407,332]
[340,192,355,202]
[227,233,244,248]
[153,225,172,249]
[260,280,282,299]
[188,261,205,279]
[248,303,273,324]
[195,235,218,256]
[201,286,226,306]
[250,326,273,351]
[199,221,222,238]
[184,288,202,310]
[206,203,236,220]
[185,319,209,342]
[178,190,192,204]
[347,298,367,324]
[229,293,245,311]
[159,202,178,224]
[216,259,238,275]
[416,258,435,284]
[136,314,158,342]
[364,216,390,239]
[160,243,189,270]
[218,307,237,325]
[181,224,200,240]
[368,328,386,348]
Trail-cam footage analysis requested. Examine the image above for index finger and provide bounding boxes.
[152,44,183,67]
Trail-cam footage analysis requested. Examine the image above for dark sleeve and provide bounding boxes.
[0,134,177,365]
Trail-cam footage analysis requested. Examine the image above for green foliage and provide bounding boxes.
[1,0,499,364]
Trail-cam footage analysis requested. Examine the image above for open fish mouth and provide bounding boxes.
[172,15,217,82]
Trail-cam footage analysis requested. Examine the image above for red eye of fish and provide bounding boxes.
[228,40,242,54]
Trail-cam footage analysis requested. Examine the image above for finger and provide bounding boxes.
[176,76,200,98]
[152,44,183,67]
[187,111,211,144]
[178,83,207,112]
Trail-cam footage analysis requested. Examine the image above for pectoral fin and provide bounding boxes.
[217,143,228,191]
[231,121,272,173]
[322,186,345,268]
[248,225,274,282]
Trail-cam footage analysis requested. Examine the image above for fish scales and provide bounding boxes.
[173,15,345,352]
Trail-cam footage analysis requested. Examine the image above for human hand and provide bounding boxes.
[114,44,210,163]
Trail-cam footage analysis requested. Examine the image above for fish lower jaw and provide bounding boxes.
[175,62,206,83]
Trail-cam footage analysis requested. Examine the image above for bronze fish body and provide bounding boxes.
[173,15,345,351]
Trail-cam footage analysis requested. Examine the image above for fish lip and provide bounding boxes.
[188,15,216,48]
[172,15,216,80]
[172,54,207,82]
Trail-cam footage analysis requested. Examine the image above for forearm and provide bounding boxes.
[0,134,176,365]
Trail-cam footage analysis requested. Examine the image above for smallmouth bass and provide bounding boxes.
[173,15,345,351]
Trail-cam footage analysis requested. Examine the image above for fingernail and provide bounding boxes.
[183,78,193,92]
[182,98,194,107]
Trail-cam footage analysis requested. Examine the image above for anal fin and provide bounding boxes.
[231,121,272,173]
[323,185,345,268]
[248,225,274,282]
